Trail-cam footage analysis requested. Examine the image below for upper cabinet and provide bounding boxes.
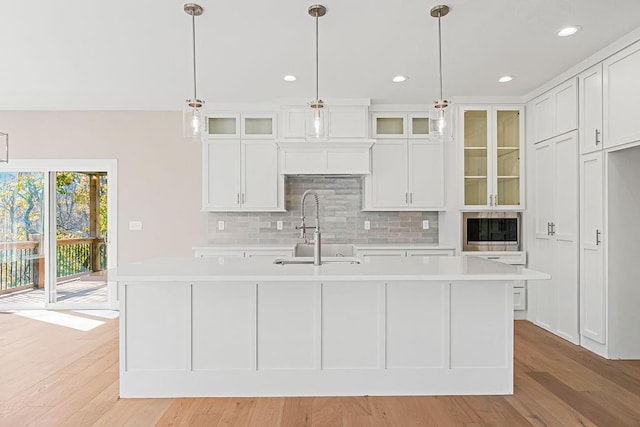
[207,113,276,139]
[529,78,578,144]
[371,113,430,139]
[579,64,604,154]
[461,105,524,209]
[203,111,283,212]
[203,139,283,211]
[279,103,369,139]
[603,41,640,149]
[363,138,445,211]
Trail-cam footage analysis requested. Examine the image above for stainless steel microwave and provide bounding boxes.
[462,212,521,252]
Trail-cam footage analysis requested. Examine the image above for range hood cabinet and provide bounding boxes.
[277,141,373,175]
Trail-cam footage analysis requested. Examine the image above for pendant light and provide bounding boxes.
[306,5,327,141]
[183,3,205,141]
[429,4,452,140]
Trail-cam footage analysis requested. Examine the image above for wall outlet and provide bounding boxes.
[422,220,430,230]
[217,220,225,231]
[128,221,143,231]
[364,220,371,230]
[276,220,283,230]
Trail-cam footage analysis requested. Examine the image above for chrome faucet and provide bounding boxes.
[295,190,322,265]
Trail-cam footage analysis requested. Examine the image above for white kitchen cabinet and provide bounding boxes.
[280,104,368,139]
[461,105,524,209]
[277,141,372,175]
[580,151,606,344]
[461,251,527,312]
[529,78,578,143]
[363,139,445,210]
[530,131,579,344]
[603,41,640,149]
[194,247,293,261]
[207,113,276,139]
[202,139,283,211]
[356,248,454,263]
[371,113,430,139]
[579,64,604,154]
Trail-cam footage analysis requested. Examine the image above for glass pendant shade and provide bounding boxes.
[306,101,327,141]
[428,102,453,140]
[183,99,204,140]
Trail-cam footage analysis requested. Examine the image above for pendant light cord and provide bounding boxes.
[315,13,319,101]
[191,11,198,100]
[437,13,443,101]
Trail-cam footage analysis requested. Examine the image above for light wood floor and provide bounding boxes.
[1,313,640,426]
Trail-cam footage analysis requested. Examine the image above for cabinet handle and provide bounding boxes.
[242,193,245,204]
[237,193,240,205]
[547,222,551,236]
[595,129,601,145]
[494,194,498,206]
[410,192,413,204]
[405,192,408,204]
[489,194,493,206]
[550,222,556,236]
[596,229,601,245]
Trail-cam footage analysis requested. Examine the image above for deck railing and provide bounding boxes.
[0,238,106,294]
[0,241,39,294]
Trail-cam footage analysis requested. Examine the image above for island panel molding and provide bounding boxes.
[117,256,547,397]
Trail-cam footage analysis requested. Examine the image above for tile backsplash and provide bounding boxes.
[208,176,438,244]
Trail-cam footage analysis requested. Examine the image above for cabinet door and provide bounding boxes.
[408,114,430,138]
[579,64,604,154]
[372,114,406,138]
[280,106,307,138]
[580,152,606,344]
[462,108,490,207]
[357,250,405,264]
[530,93,553,143]
[554,79,578,136]
[207,114,241,139]
[203,140,241,209]
[328,106,368,138]
[553,133,579,344]
[369,141,408,208]
[604,41,640,149]
[494,108,523,207]
[408,139,445,208]
[241,114,275,139]
[242,141,279,209]
[531,139,556,331]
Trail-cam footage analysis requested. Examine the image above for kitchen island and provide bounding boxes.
[116,256,548,398]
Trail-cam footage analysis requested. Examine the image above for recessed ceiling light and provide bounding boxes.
[392,75,408,83]
[557,25,582,37]
[283,75,297,82]
[498,76,513,83]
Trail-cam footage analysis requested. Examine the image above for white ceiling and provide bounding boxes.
[2,0,640,110]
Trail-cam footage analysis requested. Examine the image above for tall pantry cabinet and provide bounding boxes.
[527,77,580,344]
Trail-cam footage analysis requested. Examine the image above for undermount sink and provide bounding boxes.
[273,256,361,265]
[294,243,356,258]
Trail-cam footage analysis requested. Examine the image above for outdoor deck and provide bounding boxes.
[0,237,108,306]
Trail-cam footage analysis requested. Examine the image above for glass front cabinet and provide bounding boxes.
[461,106,524,209]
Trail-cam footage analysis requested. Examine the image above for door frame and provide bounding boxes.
[0,159,118,310]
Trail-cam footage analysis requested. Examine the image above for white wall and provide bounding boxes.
[0,111,208,264]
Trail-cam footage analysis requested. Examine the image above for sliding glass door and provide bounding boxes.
[0,171,46,306]
[0,160,117,310]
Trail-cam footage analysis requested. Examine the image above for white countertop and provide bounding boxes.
[192,243,457,251]
[113,256,549,282]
